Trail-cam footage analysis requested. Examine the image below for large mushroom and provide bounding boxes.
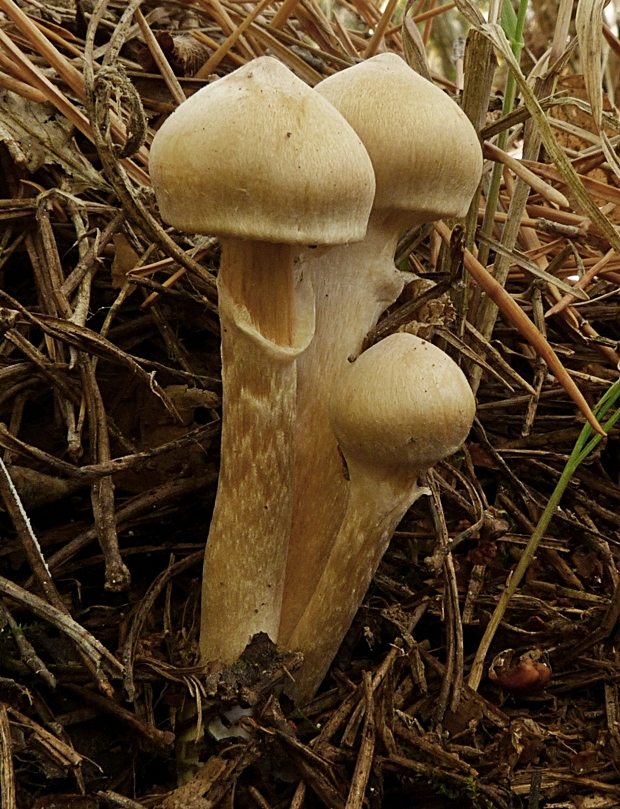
[280,53,483,643]
[149,57,375,664]
[288,332,476,701]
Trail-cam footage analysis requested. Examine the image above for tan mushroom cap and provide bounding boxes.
[315,53,482,221]
[149,57,375,246]
[329,333,476,472]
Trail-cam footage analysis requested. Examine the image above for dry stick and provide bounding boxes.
[4,330,81,406]
[434,221,604,436]
[458,26,496,330]
[0,599,56,688]
[345,672,375,809]
[0,704,16,809]
[140,267,187,308]
[427,470,464,719]
[0,69,47,101]
[6,706,83,773]
[128,250,205,279]
[363,0,399,57]
[36,204,75,372]
[98,792,149,809]
[0,456,116,695]
[0,421,219,482]
[195,0,274,77]
[0,45,33,85]
[0,458,66,613]
[193,0,258,59]
[0,574,124,679]
[65,684,174,749]
[122,551,204,700]
[80,357,130,592]
[482,141,569,207]
[66,203,99,391]
[134,8,185,106]
[270,0,301,28]
[521,282,546,438]
[4,390,29,466]
[332,14,358,57]
[288,782,306,809]
[546,248,615,317]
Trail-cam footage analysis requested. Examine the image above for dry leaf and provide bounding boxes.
[0,91,106,191]
[111,233,140,289]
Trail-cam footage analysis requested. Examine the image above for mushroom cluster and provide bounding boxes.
[150,56,375,665]
[149,55,481,699]
[281,53,483,644]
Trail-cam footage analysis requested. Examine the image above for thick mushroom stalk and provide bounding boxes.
[280,54,483,643]
[287,333,476,701]
[149,57,375,664]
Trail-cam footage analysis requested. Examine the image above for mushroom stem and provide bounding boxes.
[200,248,314,665]
[220,239,295,346]
[288,462,423,701]
[279,211,408,643]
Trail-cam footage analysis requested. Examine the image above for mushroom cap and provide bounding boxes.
[329,332,475,471]
[149,57,375,245]
[315,53,482,220]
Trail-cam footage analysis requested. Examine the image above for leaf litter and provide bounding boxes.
[0,0,619,806]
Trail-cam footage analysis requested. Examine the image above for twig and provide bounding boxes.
[345,672,375,809]
[0,600,56,688]
[64,684,174,749]
[121,551,204,700]
[434,221,604,436]
[0,575,124,680]
[0,704,16,809]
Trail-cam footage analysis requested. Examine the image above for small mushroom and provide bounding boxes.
[287,332,476,701]
[149,57,375,664]
[489,649,552,696]
[281,53,483,643]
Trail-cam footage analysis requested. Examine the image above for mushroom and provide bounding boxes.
[287,332,476,701]
[280,53,483,643]
[489,649,552,695]
[149,57,375,664]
